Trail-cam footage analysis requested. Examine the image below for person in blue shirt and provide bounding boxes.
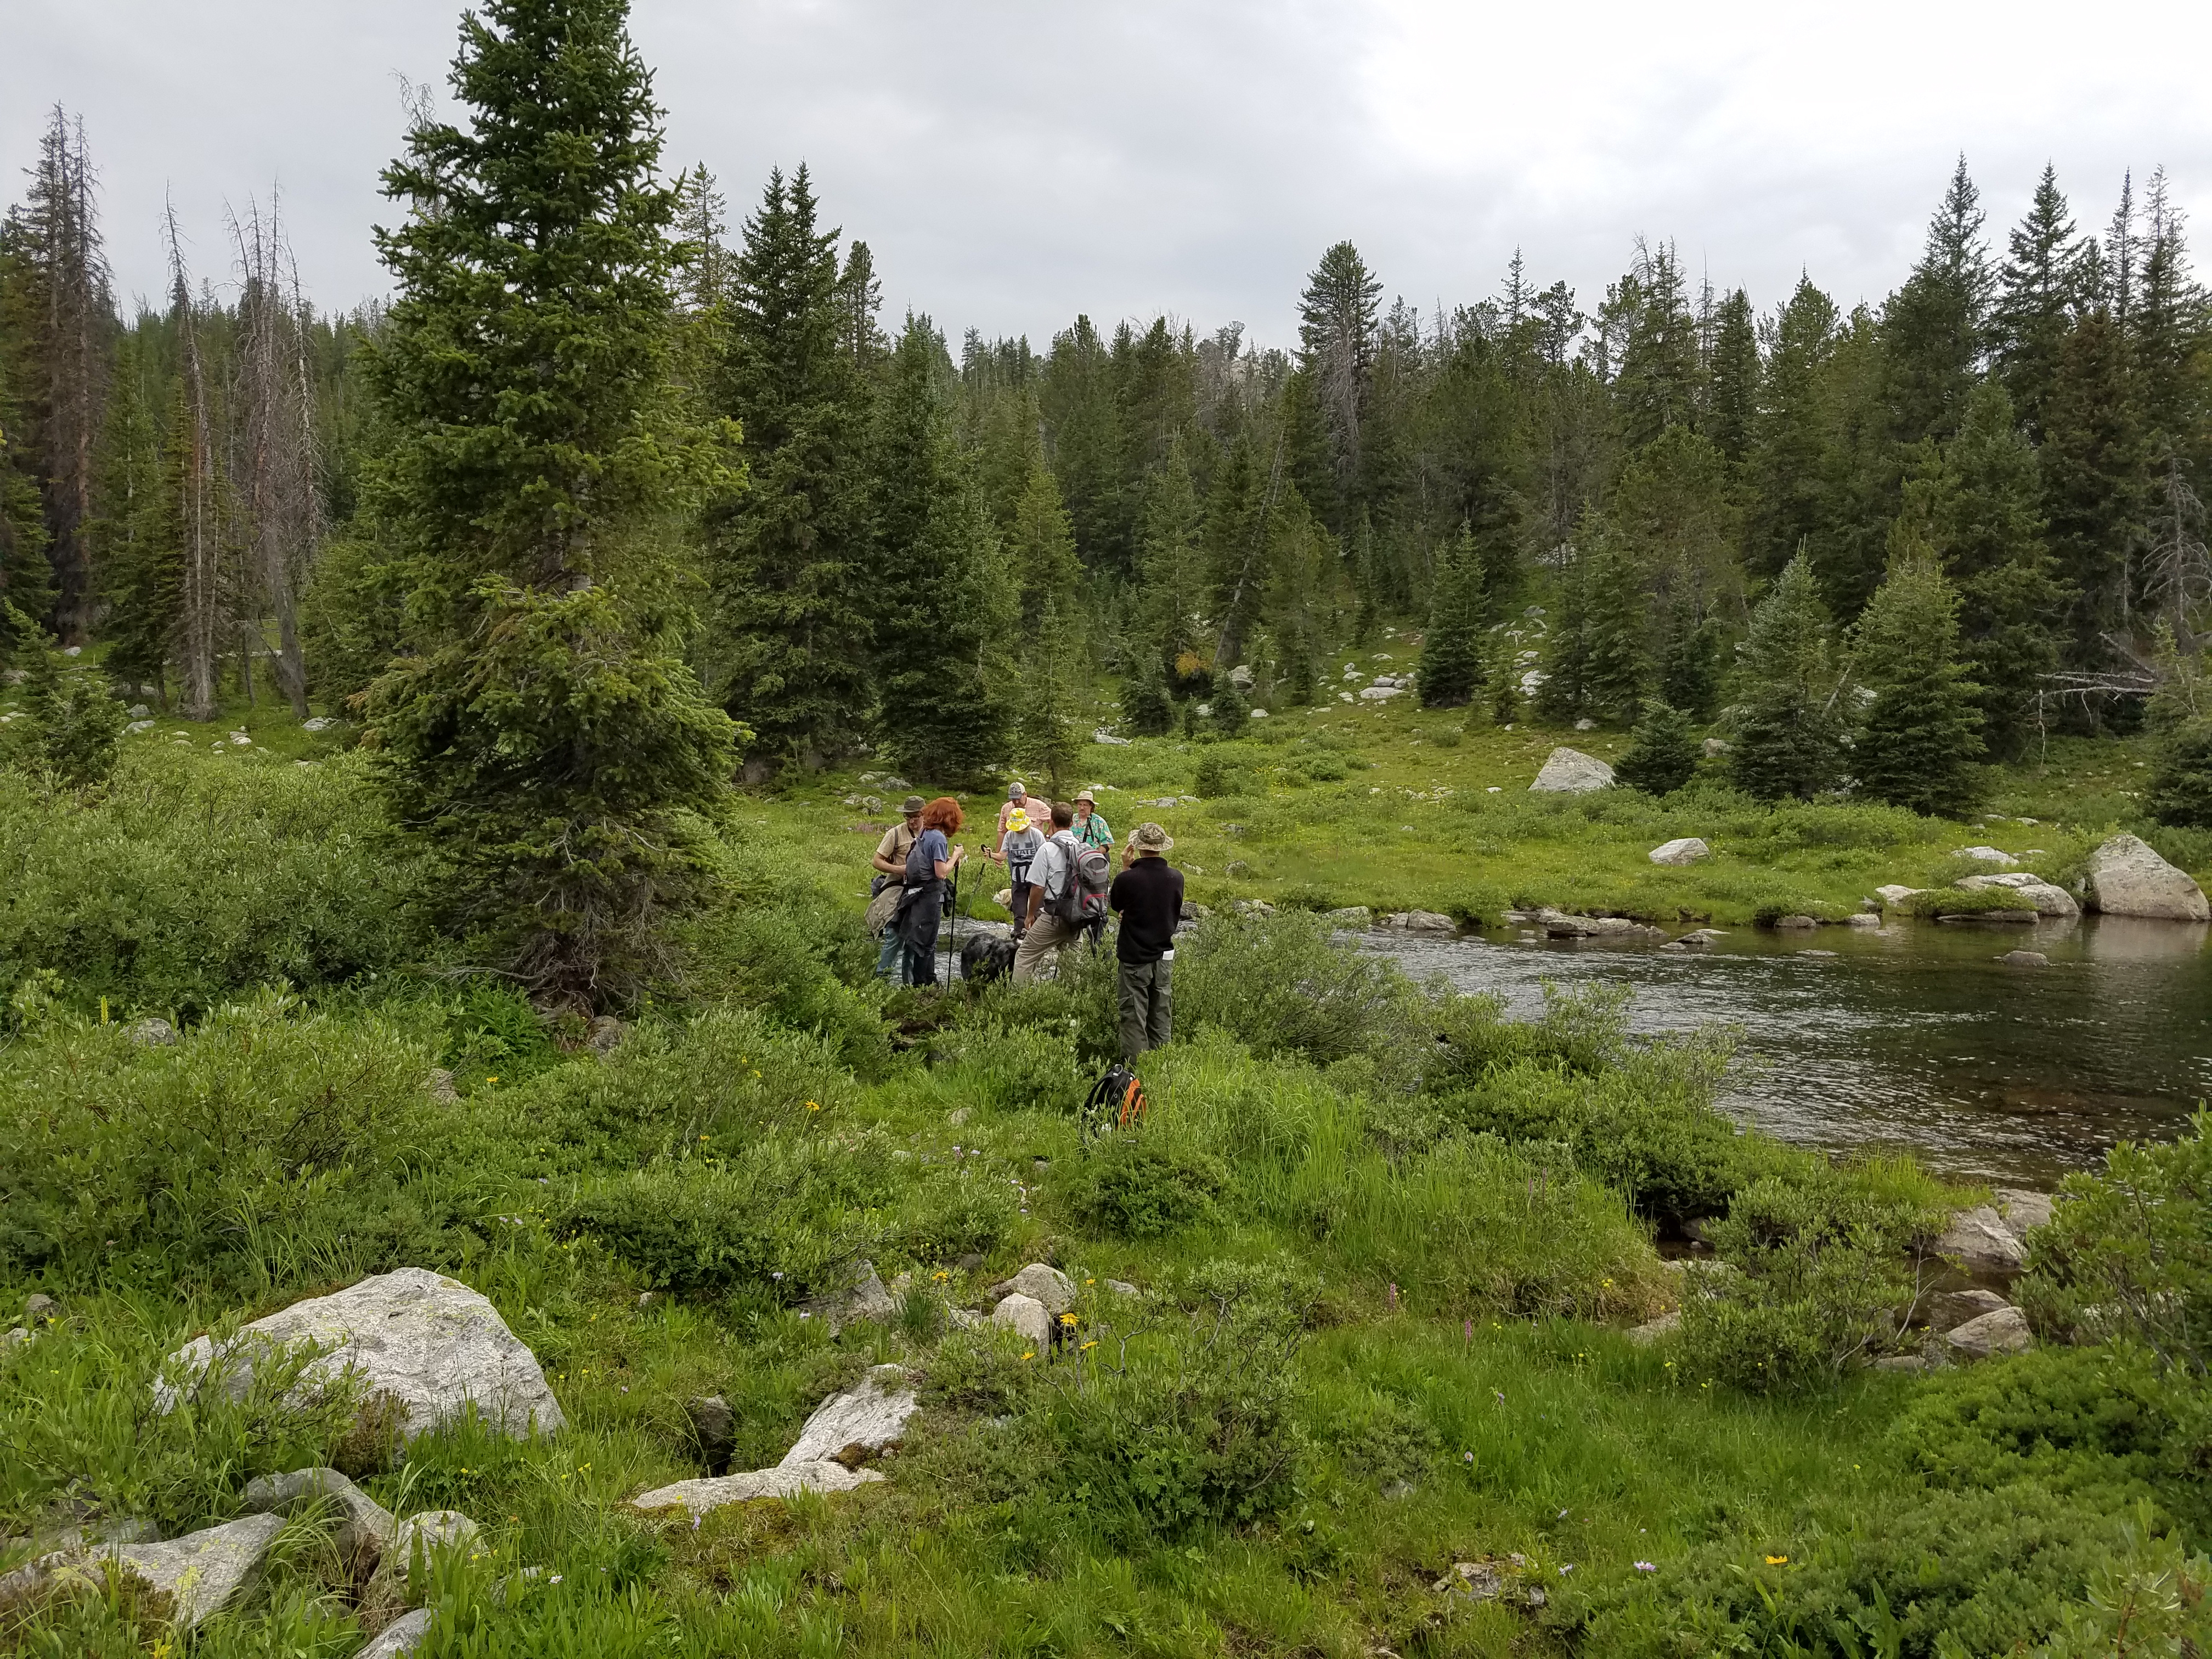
[895,795,966,986]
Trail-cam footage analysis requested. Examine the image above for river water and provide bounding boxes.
[1363,917,2212,1188]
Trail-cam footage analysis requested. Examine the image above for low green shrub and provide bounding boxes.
[1069,1124,1228,1239]
[1679,1169,1941,1391]
[0,995,480,1298]
[926,1019,1087,1116]
[1036,1257,1311,1545]
[1900,884,2036,917]
[0,747,432,1015]
[2017,1111,2211,1373]
[557,1138,892,1300]
[1174,912,1428,1072]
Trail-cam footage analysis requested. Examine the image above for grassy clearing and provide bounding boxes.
[2,699,2209,1656]
[736,639,2209,932]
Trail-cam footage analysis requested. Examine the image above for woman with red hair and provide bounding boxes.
[894,796,966,985]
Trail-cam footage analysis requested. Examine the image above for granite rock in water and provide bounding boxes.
[2085,833,2210,922]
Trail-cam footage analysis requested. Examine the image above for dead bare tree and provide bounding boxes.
[165,202,221,721]
[228,193,319,715]
[2141,452,2210,651]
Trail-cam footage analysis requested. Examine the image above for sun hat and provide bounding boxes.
[901,794,926,815]
[1074,786,1097,804]
[1006,807,1032,833]
[1131,822,1172,854]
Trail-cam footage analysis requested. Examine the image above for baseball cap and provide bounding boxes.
[1007,781,1028,799]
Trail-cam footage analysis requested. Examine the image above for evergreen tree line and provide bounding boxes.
[5,0,2212,1001]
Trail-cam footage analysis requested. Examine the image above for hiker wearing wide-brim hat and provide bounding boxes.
[868,795,930,979]
[1108,822,1183,1062]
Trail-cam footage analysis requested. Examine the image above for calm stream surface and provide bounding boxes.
[1362,917,2212,1188]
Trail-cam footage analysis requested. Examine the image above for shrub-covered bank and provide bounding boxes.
[3,741,2209,1657]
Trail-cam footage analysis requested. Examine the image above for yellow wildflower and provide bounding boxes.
[1765,1555,1788,1565]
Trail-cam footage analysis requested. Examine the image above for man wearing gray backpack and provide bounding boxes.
[1014,802,1111,983]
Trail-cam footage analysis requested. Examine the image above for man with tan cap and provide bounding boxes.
[1108,822,1183,1062]
[1071,787,1113,947]
[870,795,927,980]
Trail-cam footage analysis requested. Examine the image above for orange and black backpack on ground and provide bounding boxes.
[1080,1063,1148,1141]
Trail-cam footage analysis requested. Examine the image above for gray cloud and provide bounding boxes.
[6,0,2209,347]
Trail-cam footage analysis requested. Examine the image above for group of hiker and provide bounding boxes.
[867,781,1185,1063]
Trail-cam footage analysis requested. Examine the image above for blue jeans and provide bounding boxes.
[876,927,904,981]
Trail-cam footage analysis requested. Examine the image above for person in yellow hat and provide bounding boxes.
[989,802,1045,941]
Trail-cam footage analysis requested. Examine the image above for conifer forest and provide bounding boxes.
[3,3,2212,1656]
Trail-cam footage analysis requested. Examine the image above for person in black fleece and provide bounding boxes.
[1108,822,1184,1062]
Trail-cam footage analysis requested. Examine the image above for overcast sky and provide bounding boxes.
[7,0,2211,352]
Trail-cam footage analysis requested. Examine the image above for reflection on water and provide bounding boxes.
[1364,915,2212,1188]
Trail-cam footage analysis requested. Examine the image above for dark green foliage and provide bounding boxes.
[1612,698,1699,795]
[0,605,126,786]
[1206,674,1249,737]
[0,999,469,1297]
[867,319,1014,783]
[1656,603,1722,719]
[1037,1261,1308,1544]
[1175,910,1427,1071]
[89,341,176,703]
[1850,535,1985,817]
[1910,381,2069,758]
[699,165,874,772]
[1415,523,1483,707]
[1014,595,1085,799]
[359,0,737,1007]
[1993,164,2094,443]
[2020,1110,2212,1374]
[1730,552,1845,800]
[1679,1170,1934,1392]
[1884,156,1993,450]
[1118,656,1174,737]
[559,1147,885,1300]
[1070,1127,1226,1239]
[2149,720,2212,827]
[0,353,54,622]
[0,749,428,1014]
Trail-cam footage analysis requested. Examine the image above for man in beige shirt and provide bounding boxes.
[872,795,926,980]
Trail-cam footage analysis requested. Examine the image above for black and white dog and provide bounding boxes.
[961,934,1018,984]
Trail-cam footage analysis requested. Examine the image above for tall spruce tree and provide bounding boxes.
[359,0,738,1007]
[1704,287,1759,461]
[2041,305,2142,650]
[1139,438,1208,687]
[700,164,872,773]
[1416,523,1484,707]
[868,316,1014,782]
[1991,165,2092,443]
[1729,552,1844,800]
[1883,157,1993,450]
[92,337,176,702]
[1909,381,2069,757]
[1746,276,1839,580]
[1296,241,1381,528]
[1850,530,1984,817]
[0,356,54,622]
[1613,698,1699,795]
[1005,456,1082,637]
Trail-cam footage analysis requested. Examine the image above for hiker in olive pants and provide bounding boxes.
[1108,822,1183,1062]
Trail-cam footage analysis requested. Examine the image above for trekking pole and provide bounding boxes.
[947,849,961,981]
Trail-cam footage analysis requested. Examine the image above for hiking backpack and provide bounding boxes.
[1052,839,1113,926]
[1080,1062,1148,1142]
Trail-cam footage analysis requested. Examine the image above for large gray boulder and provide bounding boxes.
[154,1268,563,1447]
[1530,747,1613,794]
[781,1364,919,1467]
[991,1293,1053,1346]
[1929,1288,2010,1333]
[1932,1206,2027,1272]
[1944,1306,2033,1359]
[1648,838,1709,866]
[2085,833,2210,921]
[986,1263,1075,1313]
[1378,909,1457,934]
[104,1514,286,1628]
[1994,1187,2055,1241]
